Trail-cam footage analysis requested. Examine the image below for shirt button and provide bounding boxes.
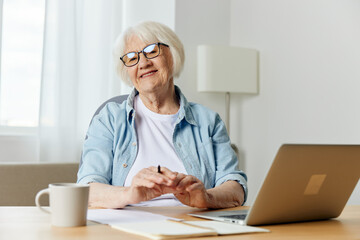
[122,163,128,168]
[178,143,182,148]
[132,142,137,146]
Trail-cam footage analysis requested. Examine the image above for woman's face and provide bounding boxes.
[125,36,174,95]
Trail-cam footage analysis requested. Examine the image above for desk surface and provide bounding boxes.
[0,205,359,240]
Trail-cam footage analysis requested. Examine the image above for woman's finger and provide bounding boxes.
[156,166,177,180]
[176,175,198,190]
[135,167,172,185]
[185,181,204,192]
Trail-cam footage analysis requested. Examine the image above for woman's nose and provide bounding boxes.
[138,53,152,68]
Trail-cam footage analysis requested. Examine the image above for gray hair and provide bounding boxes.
[113,21,185,85]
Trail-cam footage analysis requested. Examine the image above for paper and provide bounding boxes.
[87,208,179,225]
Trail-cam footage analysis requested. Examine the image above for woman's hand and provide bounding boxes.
[169,173,211,208]
[126,166,177,204]
[88,166,177,209]
[87,168,244,209]
[169,173,245,209]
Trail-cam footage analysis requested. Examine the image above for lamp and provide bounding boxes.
[197,45,258,152]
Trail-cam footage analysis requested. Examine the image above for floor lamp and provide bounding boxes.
[197,44,258,154]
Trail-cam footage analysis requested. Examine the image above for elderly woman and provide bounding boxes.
[77,21,247,209]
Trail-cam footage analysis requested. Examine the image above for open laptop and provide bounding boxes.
[189,144,360,226]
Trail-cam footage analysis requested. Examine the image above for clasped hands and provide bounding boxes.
[127,166,212,208]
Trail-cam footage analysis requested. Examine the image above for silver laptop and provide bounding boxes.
[189,144,360,225]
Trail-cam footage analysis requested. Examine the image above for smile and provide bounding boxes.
[140,70,157,78]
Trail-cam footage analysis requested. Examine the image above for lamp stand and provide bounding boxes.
[225,92,239,156]
[225,92,230,133]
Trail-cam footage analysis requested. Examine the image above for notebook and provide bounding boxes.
[111,220,269,239]
[189,144,360,226]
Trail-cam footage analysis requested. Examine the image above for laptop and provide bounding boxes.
[189,144,360,226]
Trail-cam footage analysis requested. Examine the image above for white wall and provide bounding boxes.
[175,0,231,119]
[0,135,39,162]
[229,0,360,205]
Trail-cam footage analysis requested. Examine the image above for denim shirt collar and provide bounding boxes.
[125,85,197,126]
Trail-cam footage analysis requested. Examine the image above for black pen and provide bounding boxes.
[158,165,162,174]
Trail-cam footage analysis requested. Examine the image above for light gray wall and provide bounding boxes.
[0,135,39,163]
[229,0,360,205]
[175,0,231,118]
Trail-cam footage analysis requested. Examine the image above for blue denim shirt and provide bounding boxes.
[77,86,248,202]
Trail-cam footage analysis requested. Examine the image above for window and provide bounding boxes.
[0,0,45,128]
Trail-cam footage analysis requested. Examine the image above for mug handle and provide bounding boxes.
[35,188,51,214]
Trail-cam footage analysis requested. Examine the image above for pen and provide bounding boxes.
[158,165,162,174]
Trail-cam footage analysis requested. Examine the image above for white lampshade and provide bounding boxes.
[197,45,258,93]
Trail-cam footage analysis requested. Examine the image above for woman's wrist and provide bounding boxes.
[88,183,130,209]
[111,185,136,208]
[205,182,244,209]
[203,190,217,209]
[119,186,133,207]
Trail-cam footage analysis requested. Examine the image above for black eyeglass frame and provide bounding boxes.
[120,42,169,67]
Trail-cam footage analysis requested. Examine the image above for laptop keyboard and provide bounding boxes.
[218,214,247,220]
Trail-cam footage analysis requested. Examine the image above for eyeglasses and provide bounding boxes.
[120,42,169,67]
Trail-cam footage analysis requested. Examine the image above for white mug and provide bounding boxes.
[35,183,89,227]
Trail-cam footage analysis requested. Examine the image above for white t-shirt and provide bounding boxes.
[124,95,188,206]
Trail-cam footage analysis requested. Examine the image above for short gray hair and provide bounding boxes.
[113,21,185,85]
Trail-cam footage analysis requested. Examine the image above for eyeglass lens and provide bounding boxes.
[121,43,161,67]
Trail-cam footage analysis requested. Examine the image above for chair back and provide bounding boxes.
[87,95,129,131]
[80,95,129,166]
[0,163,79,206]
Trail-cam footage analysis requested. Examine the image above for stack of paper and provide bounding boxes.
[87,208,178,224]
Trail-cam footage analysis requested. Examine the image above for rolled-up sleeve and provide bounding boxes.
[77,104,115,185]
[212,114,248,203]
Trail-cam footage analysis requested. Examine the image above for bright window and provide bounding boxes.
[0,0,45,127]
